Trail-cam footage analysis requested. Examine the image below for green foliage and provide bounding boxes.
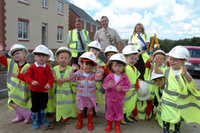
[150,37,200,53]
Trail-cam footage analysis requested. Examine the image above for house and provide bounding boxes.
[0,0,69,52]
[68,3,101,41]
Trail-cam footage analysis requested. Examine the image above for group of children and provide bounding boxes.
[0,41,200,133]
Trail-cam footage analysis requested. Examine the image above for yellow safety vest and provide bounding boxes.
[7,59,31,110]
[130,34,150,63]
[155,87,175,131]
[45,67,56,113]
[53,65,78,122]
[68,29,89,57]
[161,67,200,124]
[144,62,167,100]
[94,58,105,106]
[135,100,152,120]
[124,65,140,117]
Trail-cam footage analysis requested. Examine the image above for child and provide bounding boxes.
[53,47,77,122]
[143,50,167,121]
[45,49,55,116]
[103,53,131,133]
[154,45,200,133]
[103,45,118,77]
[121,45,140,125]
[69,52,102,131]
[151,72,175,131]
[0,44,32,124]
[86,41,104,118]
[24,45,54,129]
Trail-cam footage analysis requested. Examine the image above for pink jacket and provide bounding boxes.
[103,73,131,102]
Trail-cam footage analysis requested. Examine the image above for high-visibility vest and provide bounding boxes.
[124,65,140,117]
[53,65,78,122]
[155,87,175,131]
[144,62,167,100]
[135,100,152,120]
[7,59,31,110]
[130,34,150,63]
[45,68,56,113]
[94,58,105,106]
[161,67,200,124]
[68,29,89,57]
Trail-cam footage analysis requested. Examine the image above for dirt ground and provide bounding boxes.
[0,79,200,133]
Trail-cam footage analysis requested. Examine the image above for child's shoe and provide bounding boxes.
[61,118,69,122]
[125,117,134,123]
[120,118,126,125]
[104,120,113,132]
[16,107,32,124]
[115,121,121,133]
[88,113,94,130]
[39,110,50,126]
[12,114,24,123]
[32,112,39,129]
[76,113,83,129]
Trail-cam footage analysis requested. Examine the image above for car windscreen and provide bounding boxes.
[188,49,200,58]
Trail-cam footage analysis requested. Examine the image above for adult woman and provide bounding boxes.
[128,23,150,80]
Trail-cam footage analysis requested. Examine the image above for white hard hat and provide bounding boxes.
[122,45,139,55]
[79,52,97,66]
[48,49,55,61]
[104,45,118,55]
[167,46,190,61]
[108,53,127,65]
[32,45,50,57]
[137,81,150,101]
[151,71,165,80]
[8,44,29,57]
[87,41,101,51]
[154,44,160,49]
[153,50,166,58]
[55,46,72,60]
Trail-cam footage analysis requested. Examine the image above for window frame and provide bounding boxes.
[57,2,63,14]
[90,23,93,32]
[57,26,63,42]
[18,19,29,41]
[42,0,47,8]
[84,21,87,30]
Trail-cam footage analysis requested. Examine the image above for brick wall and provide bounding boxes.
[0,0,6,50]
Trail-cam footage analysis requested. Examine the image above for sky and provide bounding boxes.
[68,0,200,40]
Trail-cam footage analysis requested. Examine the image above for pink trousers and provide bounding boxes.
[105,98,124,121]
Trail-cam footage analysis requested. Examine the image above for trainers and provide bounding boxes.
[120,119,127,125]
[61,118,69,122]
[125,117,134,123]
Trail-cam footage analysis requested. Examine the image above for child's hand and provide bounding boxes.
[71,63,79,71]
[94,65,101,71]
[149,54,153,62]
[32,81,39,86]
[44,84,50,89]
[11,70,19,78]
[182,66,187,75]
[145,115,149,122]
[55,78,63,85]
[108,80,114,88]
[154,55,159,64]
[135,116,139,122]
[116,86,121,92]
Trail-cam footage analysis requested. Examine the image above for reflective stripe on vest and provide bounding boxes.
[48,96,54,100]
[179,91,200,100]
[56,100,75,105]
[124,91,137,102]
[130,34,147,45]
[10,94,30,103]
[98,60,103,66]
[7,59,30,93]
[162,99,177,108]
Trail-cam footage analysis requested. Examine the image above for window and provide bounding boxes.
[42,0,47,7]
[84,21,87,30]
[58,2,63,14]
[90,24,93,32]
[57,27,63,41]
[18,21,28,40]
[19,0,28,3]
[96,26,98,32]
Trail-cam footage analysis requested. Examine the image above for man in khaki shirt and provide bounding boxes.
[94,16,122,62]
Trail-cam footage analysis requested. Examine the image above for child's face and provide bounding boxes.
[168,56,185,70]
[81,61,94,74]
[106,52,115,60]
[12,50,26,62]
[126,54,138,66]
[153,77,165,88]
[153,54,165,66]
[111,61,125,75]
[57,52,70,67]
[34,55,48,65]
[89,48,100,58]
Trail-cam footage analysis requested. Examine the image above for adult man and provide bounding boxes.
[66,18,90,65]
[94,16,122,62]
